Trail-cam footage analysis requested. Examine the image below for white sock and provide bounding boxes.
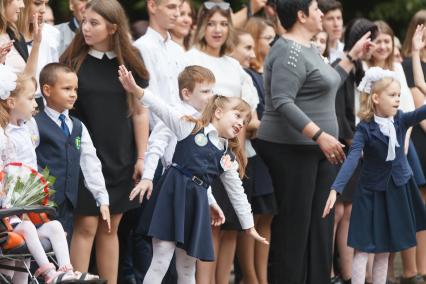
[143,239,175,284]
[37,221,70,267]
[372,253,389,284]
[352,251,369,284]
[175,248,196,284]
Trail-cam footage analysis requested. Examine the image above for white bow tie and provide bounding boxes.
[374,115,400,161]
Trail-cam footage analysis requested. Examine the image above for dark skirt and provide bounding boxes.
[412,125,426,178]
[407,139,426,187]
[137,167,214,261]
[212,178,242,231]
[348,177,426,253]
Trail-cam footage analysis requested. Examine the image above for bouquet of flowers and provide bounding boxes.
[0,162,56,208]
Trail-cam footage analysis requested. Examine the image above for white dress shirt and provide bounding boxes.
[329,41,345,64]
[55,18,78,56]
[134,27,185,127]
[6,119,38,169]
[29,107,109,206]
[141,90,254,229]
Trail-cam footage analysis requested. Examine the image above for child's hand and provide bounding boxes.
[129,179,153,203]
[245,227,269,245]
[0,41,13,64]
[412,24,426,53]
[322,190,337,218]
[118,65,144,97]
[210,203,225,226]
[100,205,111,233]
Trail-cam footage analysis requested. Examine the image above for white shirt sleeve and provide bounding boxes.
[141,90,195,141]
[142,121,174,180]
[240,69,259,111]
[219,166,254,230]
[80,123,109,206]
[207,187,217,205]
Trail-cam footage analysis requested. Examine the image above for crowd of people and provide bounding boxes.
[1,0,426,283]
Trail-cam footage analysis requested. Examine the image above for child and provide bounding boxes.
[322,66,426,284]
[118,65,268,284]
[141,65,223,214]
[0,64,99,283]
[34,62,110,240]
[312,31,329,61]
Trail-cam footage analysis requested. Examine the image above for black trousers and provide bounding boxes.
[256,140,335,284]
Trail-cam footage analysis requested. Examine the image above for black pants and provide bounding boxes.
[256,140,335,284]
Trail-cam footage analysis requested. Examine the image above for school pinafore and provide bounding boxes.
[138,128,230,261]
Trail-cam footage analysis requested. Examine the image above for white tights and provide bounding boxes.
[0,221,71,282]
[352,251,389,284]
[143,238,196,284]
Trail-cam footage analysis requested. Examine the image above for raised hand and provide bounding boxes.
[129,179,153,203]
[210,203,225,226]
[322,190,337,218]
[246,227,269,245]
[32,13,43,45]
[118,65,144,97]
[412,24,426,53]
[348,31,373,60]
[0,41,13,64]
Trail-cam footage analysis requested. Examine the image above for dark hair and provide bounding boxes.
[343,18,378,84]
[39,63,75,96]
[178,65,215,99]
[276,0,313,30]
[317,0,342,14]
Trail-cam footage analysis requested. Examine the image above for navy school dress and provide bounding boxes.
[138,128,232,261]
[331,109,426,253]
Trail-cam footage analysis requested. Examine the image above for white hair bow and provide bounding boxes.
[0,65,17,100]
[357,67,399,94]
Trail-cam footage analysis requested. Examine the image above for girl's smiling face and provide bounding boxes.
[204,11,229,52]
[5,0,25,23]
[214,99,251,139]
[372,32,393,63]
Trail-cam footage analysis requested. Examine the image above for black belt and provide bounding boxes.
[171,163,209,189]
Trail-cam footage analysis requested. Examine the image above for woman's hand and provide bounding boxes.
[100,205,111,233]
[348,31,373,61]
[32,13,43,45]
[316,132,346,164]
[0,41,13,64]
[322,190,337,218]
[210,203,225,226]
[412,24,426,53]
[118,65,144,97]
[245,227,269,245]
[129,179,153,203]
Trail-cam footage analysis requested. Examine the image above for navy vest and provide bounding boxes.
[35,111,82,207]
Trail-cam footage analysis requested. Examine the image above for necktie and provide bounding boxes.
[59,114,70,137]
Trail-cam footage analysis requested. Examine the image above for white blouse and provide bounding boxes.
[141,89,254,230]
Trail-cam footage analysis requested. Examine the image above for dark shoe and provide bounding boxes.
[331,276,343,284]
[401,275,426,284]
[342,278,351,284]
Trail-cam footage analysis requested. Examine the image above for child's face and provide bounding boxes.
[214,100,250,139]
[184,82,214,112]
[43,71,78,113]
[149,0,180,31]
[9,82,37,123]
[5,0,24,23]
[372,32,393,63]
[373,81,401,118]
[312,31,327,56]
[70,0,89,23]
[231,34,256,68]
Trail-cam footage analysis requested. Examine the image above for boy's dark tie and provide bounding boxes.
[59,114,70,136]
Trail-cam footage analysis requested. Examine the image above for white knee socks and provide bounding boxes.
[352,252,389,284]
[372,253,389,284]
[175,248,196,284]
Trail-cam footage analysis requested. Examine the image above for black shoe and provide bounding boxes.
[400,275,426,284]
[121,276,137,284]
[331,276,343,284]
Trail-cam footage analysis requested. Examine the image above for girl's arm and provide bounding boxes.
[132,102,149,182]
[412,25,426,94]
[118,65,195,141]
[23,14,42,77]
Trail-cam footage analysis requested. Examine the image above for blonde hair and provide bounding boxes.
[357,77,399,121]
[16,0,32,36]
[0,74,37,128]
[192,0,234,57]
[185,95,252,178]
[367,21,394,71]
[60,0,149,115]
[1,0,19,37]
